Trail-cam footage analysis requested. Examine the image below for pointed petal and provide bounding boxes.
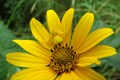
[6,52,50,67]
[30,18,50,42]
[62,8,74,32]
[10,67,57,80]
[47,10,62,33]
[77,28,114,53]
[72,12,94,49]
[75,67,106,80]
[61,8,74,45]
[80,45,116,59]
[60,71,82,80]
[13,40,51,59]
[77,57,100,67]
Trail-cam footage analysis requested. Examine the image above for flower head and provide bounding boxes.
[6,8,116,80]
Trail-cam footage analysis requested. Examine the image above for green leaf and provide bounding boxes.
[101,28,120,71]
[101,32,120,49]
[91,20,107,32]
[105,53,120,71]
[0,21,21,80]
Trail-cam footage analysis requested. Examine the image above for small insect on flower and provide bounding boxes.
[6,8,117,80]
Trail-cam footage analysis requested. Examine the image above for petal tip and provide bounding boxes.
[12,40,18,43]
[31,18,36,21]
[69,8,74,11]
[12,40,22,44]
[113,48,117,55]
[30,18,37,24]
[5,54,9,59]
[104,28,114,35]
[5,53,13,60]
[85,12,94,18]
[47,9,54,14]
[96,60,101,65]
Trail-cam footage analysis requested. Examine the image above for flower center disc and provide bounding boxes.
[50,44,79,73]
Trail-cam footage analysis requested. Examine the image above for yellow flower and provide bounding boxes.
[6,8,116,80]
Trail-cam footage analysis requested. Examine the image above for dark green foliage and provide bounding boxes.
[0,21,22,80]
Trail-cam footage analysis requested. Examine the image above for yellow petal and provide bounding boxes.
[61,8,74,45]
[47,10,62,33]
[60,71,82,80]
[77,28,114,53]
[62,8,74,32]
[75,67,106,80]
[40,41,52,50]
[72,12,94,49]
[29,68,57,80]
[56,74,61,80]
[77,57,101,67]
[30,18,50,42]
[13,40,51,59]
[10,67,57,80]
[6,52,50,67]
[80,45,117,59]
[61,29,71,46]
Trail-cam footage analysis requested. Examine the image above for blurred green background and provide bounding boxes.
[0,0,120,80]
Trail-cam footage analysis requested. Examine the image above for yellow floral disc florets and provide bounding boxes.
[50,44,79,73]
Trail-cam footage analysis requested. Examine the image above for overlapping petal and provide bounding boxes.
[75,67,106,80]
[59,71,82,80]
[10,67,57,80]
[47,10,62,32]
[6,52,50,67]
[77,57,100,67]
[12,40,51,59]
[62,8,74,32]
[72,12,94,49]
[77,28,114,53]
[80,45,116,59]
[30,18,50,42]
[61,8,74,45]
